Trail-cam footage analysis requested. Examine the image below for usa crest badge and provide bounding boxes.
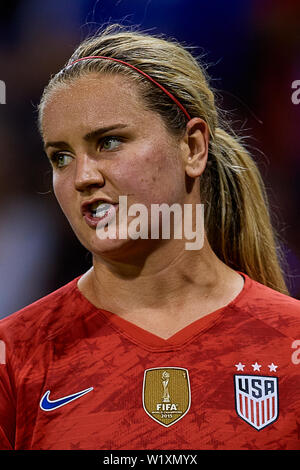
[234,374,279,430]
[142,367,191,427]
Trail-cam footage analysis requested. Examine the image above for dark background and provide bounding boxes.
[0,0,299,318]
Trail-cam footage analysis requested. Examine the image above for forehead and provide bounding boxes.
[41,73,153,141]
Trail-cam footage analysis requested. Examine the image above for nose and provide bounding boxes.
[74,154,105,192]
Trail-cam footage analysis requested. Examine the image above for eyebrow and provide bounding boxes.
[44,124,129,150]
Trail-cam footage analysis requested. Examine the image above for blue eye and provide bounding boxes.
[51,153,73,168]
[101,136,121,151]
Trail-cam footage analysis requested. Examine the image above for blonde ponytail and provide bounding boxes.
[204,127,288,294]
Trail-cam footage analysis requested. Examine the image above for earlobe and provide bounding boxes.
[184,118,209,178]
[185,159,204,178]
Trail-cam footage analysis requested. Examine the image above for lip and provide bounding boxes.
[81,197,117,216]
[81,198,119,229]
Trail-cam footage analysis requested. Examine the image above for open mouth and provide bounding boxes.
[83,200,118,228]
[90,201,114,219]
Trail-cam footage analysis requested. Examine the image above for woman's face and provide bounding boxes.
[41,73,193,259]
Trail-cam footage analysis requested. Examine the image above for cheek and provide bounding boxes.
[52,174,74,215]
[115,142,183,204]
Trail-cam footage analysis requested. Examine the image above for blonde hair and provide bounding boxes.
[39,23,289,295]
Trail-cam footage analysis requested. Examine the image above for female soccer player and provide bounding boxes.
[0,24,299,450]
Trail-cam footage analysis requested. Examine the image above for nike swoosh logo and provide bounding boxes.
[40,387,94,411]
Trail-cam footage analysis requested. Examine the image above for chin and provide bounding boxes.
[86,234,137,259]
[74,220,160,262]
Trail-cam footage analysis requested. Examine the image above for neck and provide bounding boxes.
[79,234,239,314]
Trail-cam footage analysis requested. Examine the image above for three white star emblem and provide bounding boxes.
[234,362,278,372]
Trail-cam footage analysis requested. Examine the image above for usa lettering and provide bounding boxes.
[238,377,275,398]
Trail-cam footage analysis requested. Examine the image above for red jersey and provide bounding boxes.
[0,271,300,450]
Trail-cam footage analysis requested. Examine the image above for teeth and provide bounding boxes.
[91,202,112,218]
[90,200,108,211]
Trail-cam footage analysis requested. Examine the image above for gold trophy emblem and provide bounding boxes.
[142,367,191,427]
[162,371,171,403]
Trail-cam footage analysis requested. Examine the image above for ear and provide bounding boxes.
[182,118,209,178]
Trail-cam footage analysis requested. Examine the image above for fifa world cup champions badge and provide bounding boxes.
[142,367,191,427]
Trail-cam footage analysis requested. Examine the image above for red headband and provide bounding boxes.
[68,55,191,121]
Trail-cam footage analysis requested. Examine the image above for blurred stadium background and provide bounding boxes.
[0,0,299,318]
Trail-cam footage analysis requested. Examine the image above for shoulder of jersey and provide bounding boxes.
[0,276,82,347]
[237,274,300,339]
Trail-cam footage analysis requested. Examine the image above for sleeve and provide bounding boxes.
[0,338,15,449]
